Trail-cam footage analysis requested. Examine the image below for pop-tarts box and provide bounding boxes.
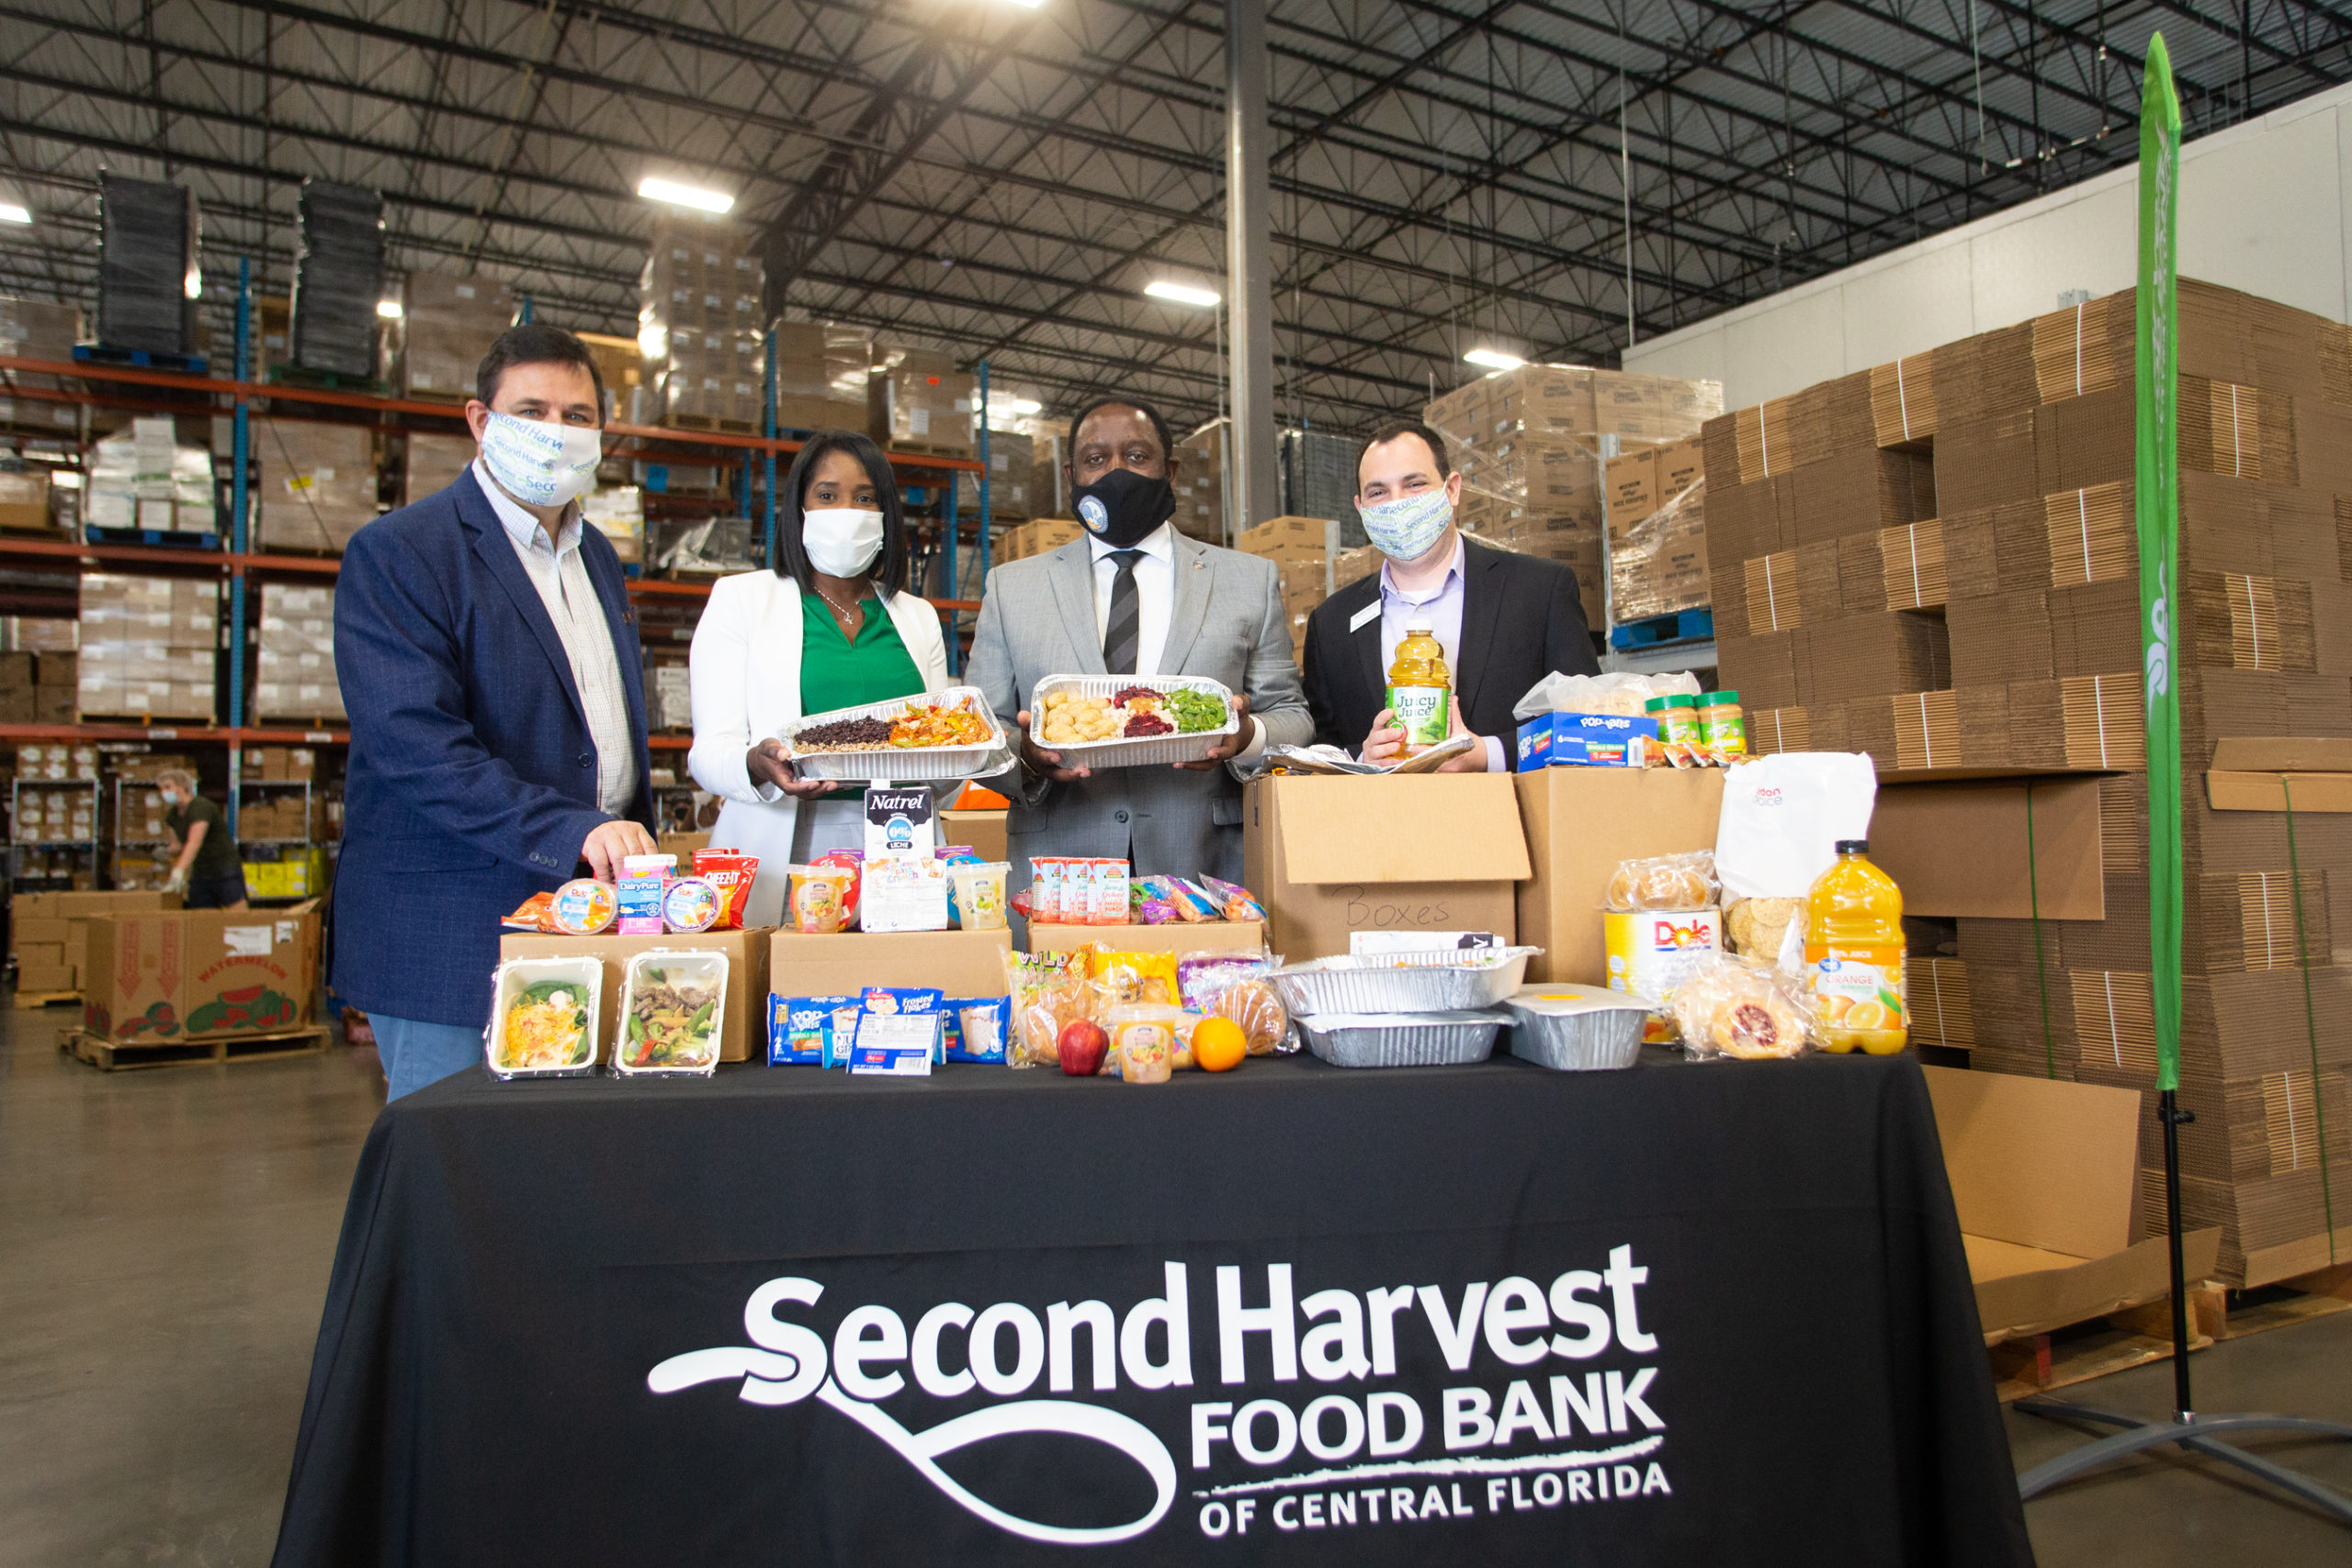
[1516,712,1657,768]
[771,993,861,1065]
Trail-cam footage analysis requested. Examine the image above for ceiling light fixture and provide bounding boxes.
[377,299,403,319]
[1145,280,1220,309]
[639,176,735,214]
[989,396,1044,416]
[0,204,29,225]
[1464,348,1525,371]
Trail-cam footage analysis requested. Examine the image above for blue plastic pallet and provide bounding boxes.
[84,525,223,550]
[1609,607,1715,649]
[74,344,210,376]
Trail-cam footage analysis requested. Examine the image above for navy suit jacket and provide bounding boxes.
[331,468,653,1027]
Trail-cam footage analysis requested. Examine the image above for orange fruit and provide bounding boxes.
[1190,1016,1248,1073]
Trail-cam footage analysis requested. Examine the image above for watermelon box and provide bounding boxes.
[81,900,322,1043]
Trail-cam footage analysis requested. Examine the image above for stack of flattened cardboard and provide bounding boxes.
[1426,366,1722,633]
[1817,279,2352,1285]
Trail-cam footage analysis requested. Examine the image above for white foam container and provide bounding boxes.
[1503,984,1650,1071]
[1269,948,1539,1016]
[781,685,1008,782]
[1298,1010,1508,1068]
[485,955,604,1079]
[1029,674,1238,769]
[612,949,729,1077]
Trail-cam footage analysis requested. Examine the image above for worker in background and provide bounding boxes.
[156,768,247,910]
[965,397,1313,895]
[334,322,657,1100]
[1301,420,1598,768]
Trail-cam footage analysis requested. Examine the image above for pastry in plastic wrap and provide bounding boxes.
[1725,897,1801,960]
[1671,958,1812,1060]
[1601,851,1718,912]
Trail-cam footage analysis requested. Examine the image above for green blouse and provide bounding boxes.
[799,592,923,798]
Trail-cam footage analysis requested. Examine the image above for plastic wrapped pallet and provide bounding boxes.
[290,180,386,379]
[76,574,217,720]
[84,419,213,534]
[254,581,345,722]
[399,270,516,400]
[403,432,475,504]
[769,320,872,432]
[253,419,376,553]
[961,431,1035,521]
[1171,420,1225,543]
[1605,436,1709,622]
[0,297,85,394]
[581,485,644,564]
[866,344,973,453]
[639,220,765,429]
[1276,428,1364,547]
[97,174,198,356]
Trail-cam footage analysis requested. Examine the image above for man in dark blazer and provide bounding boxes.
[334,323,657,1098]
[1301,420,1600,769]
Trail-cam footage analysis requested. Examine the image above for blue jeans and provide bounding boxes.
[370,1013,485,1100]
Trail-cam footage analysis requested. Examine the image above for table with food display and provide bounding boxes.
[269,673,2035,1568]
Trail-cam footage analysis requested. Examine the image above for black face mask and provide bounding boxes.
[1072,467,1174,549]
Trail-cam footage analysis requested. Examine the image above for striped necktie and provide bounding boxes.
[1101,549,1144,674]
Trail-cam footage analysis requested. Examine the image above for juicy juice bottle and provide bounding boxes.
[1804,840,1908,1055]
[1386,621,1451,751]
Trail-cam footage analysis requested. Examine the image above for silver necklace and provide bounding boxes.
[815,580,869,621]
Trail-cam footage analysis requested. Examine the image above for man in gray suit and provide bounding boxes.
[966,398,1312,894]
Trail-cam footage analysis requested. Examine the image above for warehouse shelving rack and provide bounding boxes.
[7,776,100,892]
[0,258,1006,869]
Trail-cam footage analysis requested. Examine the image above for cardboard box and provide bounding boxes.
[1870,778,2106,919]
[1924,1065,2223,1343]
[1513,767,1724,985]
[768,929,1013,1006]
[501,928,772,1064]
[1026,920,1265,956]
[940,807,1008,863]
[2204,735,2352,812]
[81,902,320,1043]
[1243,774,1530,961]
[1234,516,1333,562]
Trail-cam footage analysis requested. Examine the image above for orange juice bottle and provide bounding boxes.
[1386,621,1450,750]
[1804,840,1908,1055]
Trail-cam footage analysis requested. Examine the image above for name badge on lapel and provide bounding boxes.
[1349,602,1381,634]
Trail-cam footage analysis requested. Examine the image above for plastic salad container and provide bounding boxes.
[486,954,604,1079]
[612,950,729,1077]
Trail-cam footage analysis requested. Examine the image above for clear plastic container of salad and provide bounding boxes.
[485,955,604,1079]
[612,949,729,1077]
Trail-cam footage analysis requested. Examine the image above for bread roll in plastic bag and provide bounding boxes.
[1670,956,1815,1061]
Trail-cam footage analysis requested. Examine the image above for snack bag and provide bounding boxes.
[1197,875,1267,924]
[503,891,559,932]
[860,986,944,1019]
[692,850,760,930]
[1166,878,1222,921]
[1601,851,1720,912]
[944,996,1012,1064]
[1090,946,1180,1007]
[1671,957,1815,1061]
[1002,949,1104,1067]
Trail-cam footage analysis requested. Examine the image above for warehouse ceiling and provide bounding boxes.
[2,0,2347,435]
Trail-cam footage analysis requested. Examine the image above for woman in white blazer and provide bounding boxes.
[689,431,948,927]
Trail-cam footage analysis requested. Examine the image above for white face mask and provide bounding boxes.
[1358,485,1454,562]
[479,409,603,509]
[159,790,181,808]
[801,507,886,578]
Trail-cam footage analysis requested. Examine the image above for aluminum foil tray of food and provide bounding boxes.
[1268,948,1539,1016]
[782,686,1010,781]
[1030,675,1239,769]
[1502,984,1650,1072]
[1296,1010,1508,1068]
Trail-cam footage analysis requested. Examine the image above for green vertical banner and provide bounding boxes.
[2135,35,2184,1094]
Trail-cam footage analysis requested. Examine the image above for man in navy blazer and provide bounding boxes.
[334,324,657,1098]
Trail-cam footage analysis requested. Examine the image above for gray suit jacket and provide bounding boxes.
[965,528,1314,889]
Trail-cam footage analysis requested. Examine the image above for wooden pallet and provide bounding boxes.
[890,440,978,460]
[13,988,79,1010]
[1989,1268,2352,1403]
[74,344,209,375]
[62,1023,331,1072]
[401,385,469,406]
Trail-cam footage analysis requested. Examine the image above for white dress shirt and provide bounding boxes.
[1374,534,1504,772]
[1087,522,1175,675]
[473,458,639,818]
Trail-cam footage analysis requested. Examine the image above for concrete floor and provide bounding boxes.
[2,1003,2348,1567]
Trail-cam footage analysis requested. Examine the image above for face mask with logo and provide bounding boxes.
[478,409,603,509]
[1358,485,1454,562]
[1072,467,1174,550]
[801,508,886,578]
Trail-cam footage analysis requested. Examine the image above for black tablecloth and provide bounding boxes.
[272,1049,2033,1567]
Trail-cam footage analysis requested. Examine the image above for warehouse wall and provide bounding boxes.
[1623,79,2352,406]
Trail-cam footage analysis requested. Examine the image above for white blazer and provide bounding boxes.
[687,570,950,926]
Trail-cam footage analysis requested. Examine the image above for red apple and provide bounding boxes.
[1057,1018,1109,1077]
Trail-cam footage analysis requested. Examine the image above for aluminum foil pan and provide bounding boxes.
[781,685,1010,782]
[1297,1010,1507,1068]
[1269,949,1537,1015]
[1503,984,1649,1072]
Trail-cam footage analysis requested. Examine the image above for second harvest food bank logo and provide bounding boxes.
[648,1251,1673,1546]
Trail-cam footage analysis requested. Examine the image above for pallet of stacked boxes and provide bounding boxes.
[76,575,216,721]
[246,419,378,554]
[965,431,1035,523]
[1171,421,1224,544]
[995,516,1082,564]
[1716,277,2352,1286]
[254,581,344,724]
[640,220,767,433]
[85,418,215,538]
[644,653,692,734]
[1425,366,1724,635]
[1234,515,1347,667]
[403,431,475,507]
[399,270,516,401]
[1030,433,1070,525]
[770,321,872,434]
[581,485,645,569]
[867,344,974,457]
[1604,436,1710,623]
[11,888,182,998]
